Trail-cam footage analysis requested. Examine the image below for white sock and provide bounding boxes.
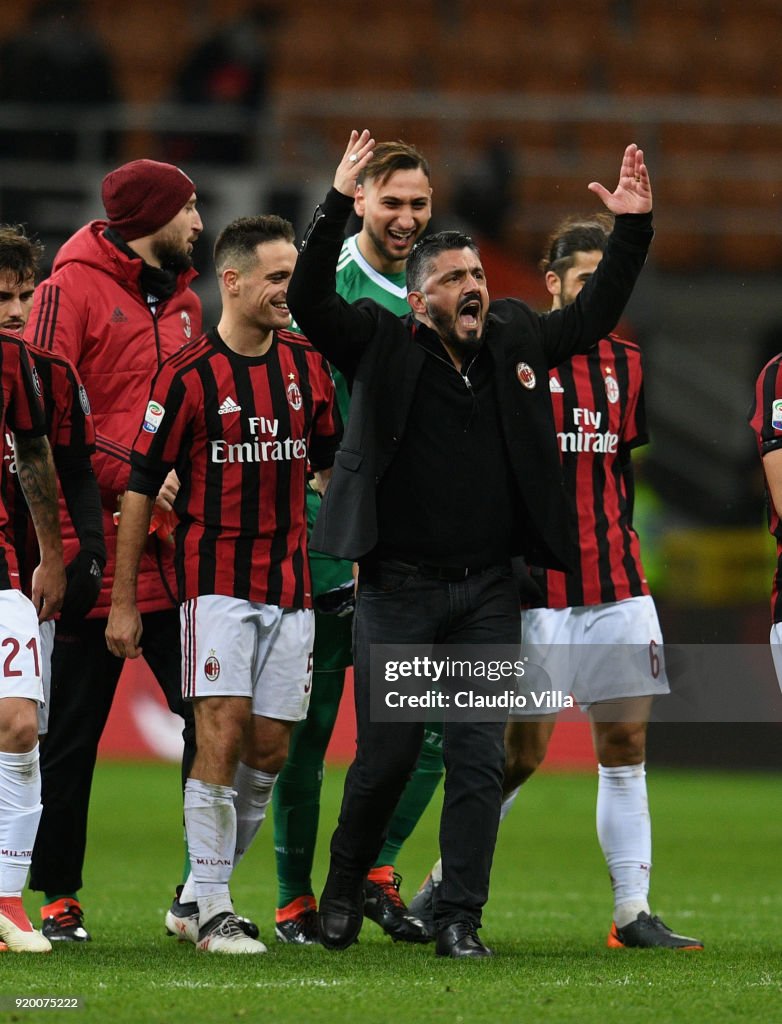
[233,762,277,870]
[0,745,41,896]
[184,778,236,925]
[499,786,520,823]
[596,763,651,926]
[179,872,196,905]
[180,765,278,903]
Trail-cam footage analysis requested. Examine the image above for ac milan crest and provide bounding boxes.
[287,380,302,411]
[204,652,220,681]
[516,362,536,389]
[604,369,619,404]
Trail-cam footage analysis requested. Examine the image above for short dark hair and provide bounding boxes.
[406,230,478,293]
[213,214,295,274]
[539,213,613,277]
[358,140,431,189]
[0,224,44,284]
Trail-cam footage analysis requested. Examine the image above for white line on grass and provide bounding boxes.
[150,979,350,991]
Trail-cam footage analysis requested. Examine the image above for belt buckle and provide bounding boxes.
[441,565,470,581]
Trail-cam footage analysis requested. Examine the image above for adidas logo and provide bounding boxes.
[218,396,241,415]
[110,307,128,323]
[549,377,564,393]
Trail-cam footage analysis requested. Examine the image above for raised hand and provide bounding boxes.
[333,129,375,198]
[588,144,652,215]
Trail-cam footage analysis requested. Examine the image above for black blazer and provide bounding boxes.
[288,189,653,572]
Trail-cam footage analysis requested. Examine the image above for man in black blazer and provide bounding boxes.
[287,130,653,959]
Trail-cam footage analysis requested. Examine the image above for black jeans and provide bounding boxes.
[30,611,195,895]
[329,562,520,931]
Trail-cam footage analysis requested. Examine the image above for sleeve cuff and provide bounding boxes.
[321,187,356,220]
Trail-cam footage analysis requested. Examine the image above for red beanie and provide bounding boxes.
[101,159,196,241]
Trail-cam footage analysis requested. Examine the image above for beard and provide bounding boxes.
[151,235,193,274]
[427,306,485,358]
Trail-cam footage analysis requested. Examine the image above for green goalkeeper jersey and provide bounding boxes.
[336,235,409,310]
[291,234,409,425]
[331,235,409,424]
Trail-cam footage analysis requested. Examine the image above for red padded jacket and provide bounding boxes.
[25,221,202,616]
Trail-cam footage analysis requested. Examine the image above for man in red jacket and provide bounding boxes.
[24,159,203,942]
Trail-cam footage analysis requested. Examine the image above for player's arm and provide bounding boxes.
[14,433,65,621]
[105,489,155,659]
[763,448,782,519]
[44,356,107,622]
[106,368,187,656]
[618,444,636,524]
[105,459,176,657]
[106,452,178,657]
[57,452,106,622]
[306,359,338,495]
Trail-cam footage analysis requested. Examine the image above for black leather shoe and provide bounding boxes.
[435,921,493,959]
[364,868,431,943]
[318,867,364,950]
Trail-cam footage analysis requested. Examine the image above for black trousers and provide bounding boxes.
[30,610,195,895]
[329,563,520,931]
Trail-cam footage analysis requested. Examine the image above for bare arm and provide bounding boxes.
[764,449,782,519]
[105,490,155,659]
[13,433,65,621]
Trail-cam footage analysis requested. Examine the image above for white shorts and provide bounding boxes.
[515,595,669,714]
[181,596,314,722]
[769,623,782,693]
[0,590,44,703]
[36,619,55,735]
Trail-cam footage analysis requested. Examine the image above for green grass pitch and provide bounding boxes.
[1,759,780,1024]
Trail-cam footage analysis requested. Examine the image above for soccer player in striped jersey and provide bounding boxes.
[0,225,102,950]
[106,215,339,954]
[0,227,105,755]
[0,324,65,952]
[410,215,703,951]
[274,142,435,944]
[749,355,782,689]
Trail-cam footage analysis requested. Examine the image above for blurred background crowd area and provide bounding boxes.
[1,0,782,645]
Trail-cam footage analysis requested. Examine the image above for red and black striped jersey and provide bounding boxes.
[748,353,782,623]
[3,346,96,595]
[0,331,47,590]
[537,335,649,608]
[129,327,339,607]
